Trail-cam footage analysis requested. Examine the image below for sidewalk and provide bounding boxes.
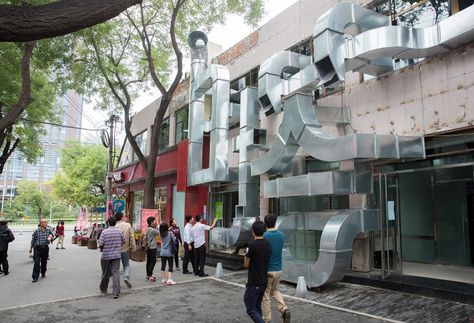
[1,232,473,322]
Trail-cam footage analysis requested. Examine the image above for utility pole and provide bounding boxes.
[104,114,120,220]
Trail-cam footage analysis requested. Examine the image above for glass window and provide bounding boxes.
[133,130,147,161]
[369,0,450,28]
[175,108,188,144]
[159,119,170,151]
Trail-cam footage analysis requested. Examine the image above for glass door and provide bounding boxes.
[379,173,402,278]
[433,166,473,266]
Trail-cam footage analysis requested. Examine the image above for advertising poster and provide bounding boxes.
[215,201,223,220]
[140,209,159,234]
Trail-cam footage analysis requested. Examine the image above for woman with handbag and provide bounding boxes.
[169,218,182,271]
[159,222,177,286]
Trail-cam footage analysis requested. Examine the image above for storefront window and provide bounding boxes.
[159,119,169,151]
[175,107,188,144]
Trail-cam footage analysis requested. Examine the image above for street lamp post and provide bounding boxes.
[103,114,120,222]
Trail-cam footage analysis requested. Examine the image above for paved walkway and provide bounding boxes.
[1,229,473,322]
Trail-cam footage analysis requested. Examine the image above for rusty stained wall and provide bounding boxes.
[317,42,474,136]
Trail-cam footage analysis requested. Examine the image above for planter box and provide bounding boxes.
[130,249,146,262]
[79,238,88,247]
[72,236,78,244]
[87,239,97,250]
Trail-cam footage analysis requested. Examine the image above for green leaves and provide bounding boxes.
[0,35,75,164]
[3,181,46,222]
[51,142,109,207]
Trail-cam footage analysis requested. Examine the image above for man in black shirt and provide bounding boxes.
[0,220,15,275]
[244,220,271,323]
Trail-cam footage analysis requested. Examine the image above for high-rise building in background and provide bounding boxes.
[0,90,83,210]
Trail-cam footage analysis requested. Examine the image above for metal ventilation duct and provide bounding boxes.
[314,2,474,86]
[187,32,232,185]
[277,209,379,288]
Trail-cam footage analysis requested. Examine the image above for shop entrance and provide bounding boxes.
[380,163,474,283]
[209,189,238,251]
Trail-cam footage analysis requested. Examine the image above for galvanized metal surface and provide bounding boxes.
[188,2,474,288]
[187,32,232,186]
[277,210,379,288]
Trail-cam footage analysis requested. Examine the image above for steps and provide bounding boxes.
[205,251,244,271]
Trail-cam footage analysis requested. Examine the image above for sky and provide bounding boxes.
[80,0,298,144]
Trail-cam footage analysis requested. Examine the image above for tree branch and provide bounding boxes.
[0,42,35,132]
[0,0,143,42]
[167,0,186,97]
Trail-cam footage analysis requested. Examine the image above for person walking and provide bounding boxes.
[115,212,136,288]
[244,220,271,323]
[159,222,177,286]
[191,215,218,277]
[144,216,159,282]
[0,220,15,275]
[97,216,124,299]
[55,221,65,249]
[182,215,195,274]
[30,219,54,282]
[169,217,182,271]
[262,214,290,323]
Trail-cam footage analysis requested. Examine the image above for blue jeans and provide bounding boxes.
[120,251,130,279]
[244,283,266,323]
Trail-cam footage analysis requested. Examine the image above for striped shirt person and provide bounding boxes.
[98,217,124,298]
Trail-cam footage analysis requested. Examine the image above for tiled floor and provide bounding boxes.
[403,262,474,284]
[224,272,474,323]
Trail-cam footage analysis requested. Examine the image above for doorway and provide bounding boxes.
[380,163,474,283]
[172,185,185,233]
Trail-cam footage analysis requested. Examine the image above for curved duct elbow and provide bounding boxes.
[188,31,209,87]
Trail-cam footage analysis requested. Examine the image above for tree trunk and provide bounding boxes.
[0,0,142,42]
[142,151,157,209]
[141,98,169,209]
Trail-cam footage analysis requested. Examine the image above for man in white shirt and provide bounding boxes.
[191,214,218,277]
[115,212,136,288]
[182,215,195,274]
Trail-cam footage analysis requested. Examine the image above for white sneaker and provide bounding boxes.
[161,279,166,285]
[167,280,176,286]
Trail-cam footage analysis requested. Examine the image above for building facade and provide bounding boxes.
[114,0,474,287]
[0,90,84,210]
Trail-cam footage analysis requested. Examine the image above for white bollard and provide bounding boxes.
[215,262,224,279]
[295,276,308,298]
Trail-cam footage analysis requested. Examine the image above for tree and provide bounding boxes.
[3,181,46,221]
[51,142,109,207]
[75,0,265,208]
[0,0,144,171]
[373,0,449,26]
[0,0,142,42]
[0,36,75,173]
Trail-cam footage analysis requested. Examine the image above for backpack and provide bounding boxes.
[141,228,151,250]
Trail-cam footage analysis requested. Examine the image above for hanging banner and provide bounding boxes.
[140,209,159,234]
[215,201,223,220]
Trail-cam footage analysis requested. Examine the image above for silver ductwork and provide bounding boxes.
[187,32,232,185]
[210,88,265,247]
[188,3,474,288]
[277,209,379,287]
[251,92,425,176]
[264,162,373,198]
[313,2,474,86]
[211,217,254,247]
